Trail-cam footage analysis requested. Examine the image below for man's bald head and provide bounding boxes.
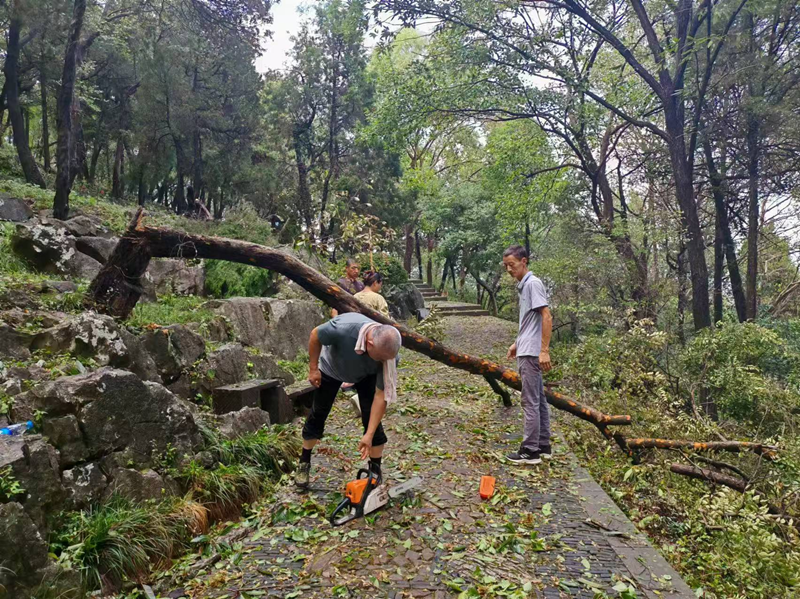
[367,325,402,362]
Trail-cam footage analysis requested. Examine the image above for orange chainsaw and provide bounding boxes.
[329,469,422,526]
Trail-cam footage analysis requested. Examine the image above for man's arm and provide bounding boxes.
[308,327,323,387]
[358,388,387,459]
[539,306,552,372]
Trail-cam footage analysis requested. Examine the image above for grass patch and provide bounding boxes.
[54,495,206,593]
[50,426,299,594]
[126,294,215,329]
[277,351,310,382]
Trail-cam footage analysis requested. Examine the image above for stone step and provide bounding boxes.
[430,303,485,312]
[423,296,449,302]
[438,309,490,317]
[420,291,442,297]
[408,278,423,284]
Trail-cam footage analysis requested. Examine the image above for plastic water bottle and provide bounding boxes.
[0,421,33,436]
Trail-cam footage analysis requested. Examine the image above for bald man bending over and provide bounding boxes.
[295,312,402,488]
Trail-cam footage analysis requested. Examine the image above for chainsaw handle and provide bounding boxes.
[329,497,357,526]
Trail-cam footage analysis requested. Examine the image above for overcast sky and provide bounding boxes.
[256,0,308,73]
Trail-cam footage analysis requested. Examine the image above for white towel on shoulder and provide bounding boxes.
[354,322,398,404]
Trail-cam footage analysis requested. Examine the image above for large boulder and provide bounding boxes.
[215,406,271,439]
[60,214,114,238]
[203,298,324,360]
[104,468,180,503]
[0,502,61,597]
[11,222,102,280]
[0,323,33,360]
[143,259,205,298]
[141,324,206,384]
[0,195,33,222]
[195,343,293,397]
[75,235,118,264]
[12,369,203,466]
[31,313,161,383]
[384,283,425,321]
[43,415,88,468]
[0,436,67,529]
[62,462,108,508]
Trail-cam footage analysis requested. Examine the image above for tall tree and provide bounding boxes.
[53,0,87,219]
[4,0,46,188]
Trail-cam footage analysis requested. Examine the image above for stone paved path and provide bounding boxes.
[167,316,694,599]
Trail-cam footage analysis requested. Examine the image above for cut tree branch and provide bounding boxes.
[628,438,778,459]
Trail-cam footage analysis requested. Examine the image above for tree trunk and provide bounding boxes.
[415,230,423,279]
[403,223,414,274]
[53,0,88,219]
[677,241,688,345]
[439,256,450,293]
[524,219,531,256]
[745,115,759,320]
[0,81,7,146]
[426,235,434,286]
[87,210,633,436]
[704,139,746,322]
[112,137,124,199]
[137,169,146,206]
[664,103,711,330]
[319,54,341,235]
[713,210,723,323]
[459,247,470,290]
[40,63,50,172]
[5,12,46,189]
[471,269,499,316]
[174,171,186,214]
[88,141,102,183]
[292,125,314,232]
[192,128,203,199]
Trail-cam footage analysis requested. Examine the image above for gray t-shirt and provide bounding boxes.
[516,271,548,357]
[317,313,388,389]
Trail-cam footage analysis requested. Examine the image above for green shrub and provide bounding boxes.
[681,321,800,423]
[0,222,30,276]
[562,319,672,407]
[0,146,23,178]
[204,259,279,298]
[665,489,800,598]
[0,466,25,501]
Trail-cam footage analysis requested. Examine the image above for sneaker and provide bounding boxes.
[506,448,541,465]
[540,445,552,459]
[295,462,311,488]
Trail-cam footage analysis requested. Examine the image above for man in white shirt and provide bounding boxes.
[502,245,553,465]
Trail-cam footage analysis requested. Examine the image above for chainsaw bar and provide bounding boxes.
[389,476,423,499]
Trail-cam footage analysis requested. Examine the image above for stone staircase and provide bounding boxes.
[409,278,490,317]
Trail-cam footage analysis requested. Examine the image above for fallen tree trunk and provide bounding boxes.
[628,438,778,460]
[86,209,631,435]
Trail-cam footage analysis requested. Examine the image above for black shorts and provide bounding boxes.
[302,371,388,447]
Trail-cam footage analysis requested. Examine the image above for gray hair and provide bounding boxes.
[373,325,402,357]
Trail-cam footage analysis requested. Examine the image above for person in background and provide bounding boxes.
[338,259,365,295]
[502,244,553,465]
[332,258,366,318]
[355,271,390,317]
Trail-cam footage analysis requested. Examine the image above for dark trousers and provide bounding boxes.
[302,372,388,447]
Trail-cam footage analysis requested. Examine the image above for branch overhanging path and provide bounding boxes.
[87,208,776,465]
